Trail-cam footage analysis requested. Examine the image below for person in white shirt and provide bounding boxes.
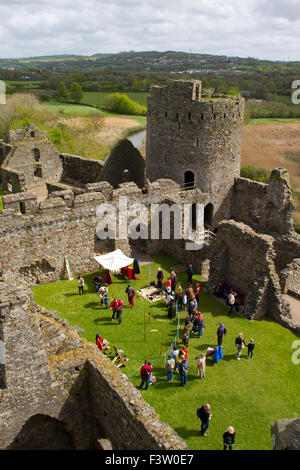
[228,292,236,316]
[98,285,108,305]
[78,275,84,295]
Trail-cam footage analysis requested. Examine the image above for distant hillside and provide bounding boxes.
[1,50,300,73]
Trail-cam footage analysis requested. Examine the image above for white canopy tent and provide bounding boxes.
[94,249,134,273]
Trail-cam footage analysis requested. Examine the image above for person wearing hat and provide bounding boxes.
[223,426,235,450]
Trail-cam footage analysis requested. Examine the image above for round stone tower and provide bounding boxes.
[145,80,245,226]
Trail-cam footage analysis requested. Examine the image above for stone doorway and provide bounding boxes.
[184,171,194,190]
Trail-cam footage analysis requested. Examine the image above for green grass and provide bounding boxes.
[38,101,104,116]
[247,117,300,125]
[0,190,9,211]
[32,253,300,450]
[82,91,148,107]
[38,101,147,127]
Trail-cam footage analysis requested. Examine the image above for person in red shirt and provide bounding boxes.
[96,333,104,350]
[110,298,124,321]
[194,283,201,303]
[181,345,188,359]
[138,360,152,390]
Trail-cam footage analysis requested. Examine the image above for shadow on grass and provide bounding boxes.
[93,316,113,323]
[64,293,81,297]
[84,302,101,309]
[173,427,201,439]
[114,339,146,343]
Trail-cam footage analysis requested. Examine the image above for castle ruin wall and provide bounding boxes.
[231,168,294,236]
[59,153,104,187]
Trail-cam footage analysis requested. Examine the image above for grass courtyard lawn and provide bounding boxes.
[32,253,300,451]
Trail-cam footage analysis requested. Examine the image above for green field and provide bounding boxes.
[247,117,300,125]
[38,101,147,125]
[6,80,43,90]
[39,101,103,116]
[32,253,300,450]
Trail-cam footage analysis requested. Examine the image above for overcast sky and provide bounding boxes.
[0,0,298,61]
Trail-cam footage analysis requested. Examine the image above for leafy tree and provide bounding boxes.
[40,94,51,102]
[71,73,84,83]
[104,92,146,115]
[70,82,83,103]
[55,82,69,102]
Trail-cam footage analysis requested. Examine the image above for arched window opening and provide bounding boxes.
[192,203,197,231]
[33,148,40,162]
[34,167,42,178]
[204,203,214,228]
[184,171,195,190]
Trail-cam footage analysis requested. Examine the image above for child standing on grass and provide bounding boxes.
[103,294,109,309]
[246,338,255,358]
[183,331,190,347]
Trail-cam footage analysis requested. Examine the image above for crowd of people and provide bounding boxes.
[78,263,256,449]
[138,264,256,448]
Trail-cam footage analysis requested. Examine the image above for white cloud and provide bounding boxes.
[0,0,299,60]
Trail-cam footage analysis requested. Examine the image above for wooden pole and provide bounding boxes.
[144,311,146,343]
[159,324,166,357]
